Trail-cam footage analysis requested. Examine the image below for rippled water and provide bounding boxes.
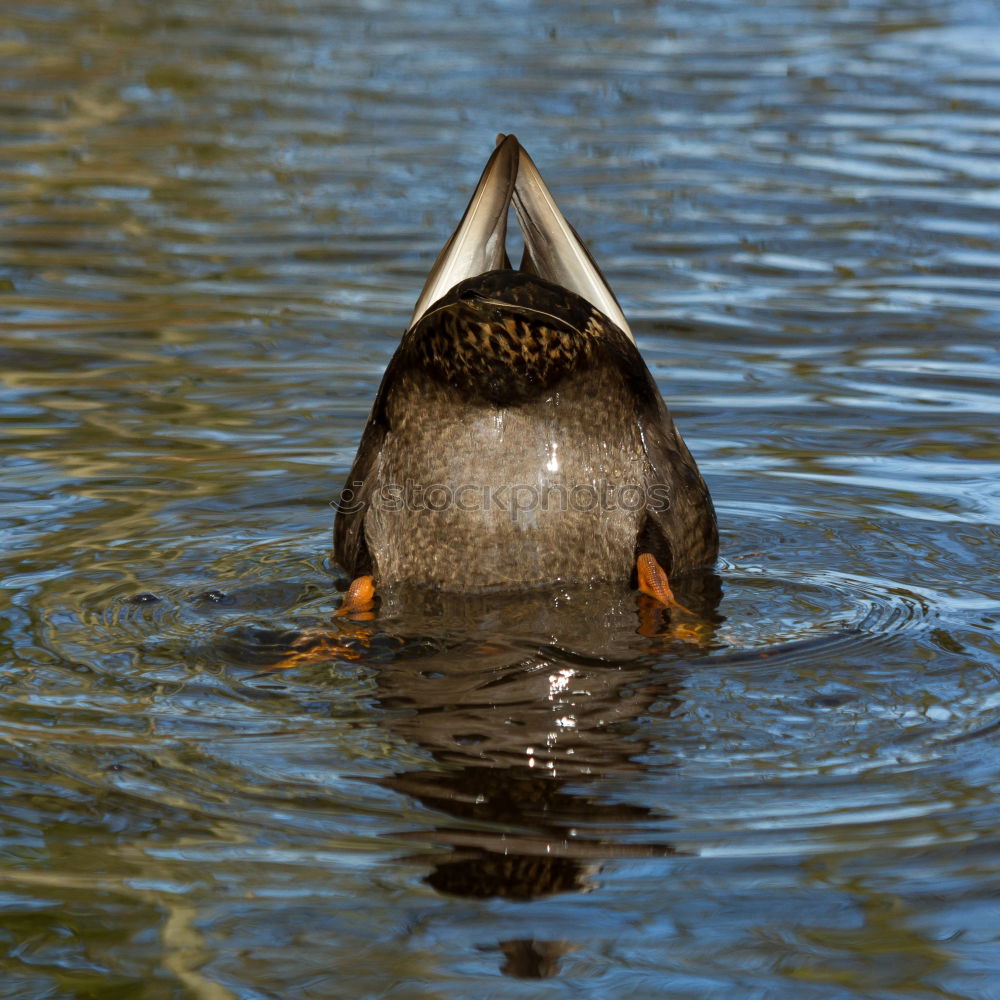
[2,0,999,996]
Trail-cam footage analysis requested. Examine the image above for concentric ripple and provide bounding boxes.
[706,562,938,660]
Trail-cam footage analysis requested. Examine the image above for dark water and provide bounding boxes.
[2,0,999,996]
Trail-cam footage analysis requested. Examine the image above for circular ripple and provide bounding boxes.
[706,560,938,668]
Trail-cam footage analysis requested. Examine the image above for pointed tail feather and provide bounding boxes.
[509,141,634,343]
[408,134,519,329]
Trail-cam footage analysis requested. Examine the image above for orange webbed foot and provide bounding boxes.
[265,576,377,670]
[636,553,694,616]
[635,553,708,642]
[266,630,366,670]
[336,574,377,621]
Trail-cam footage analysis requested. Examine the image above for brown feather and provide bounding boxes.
[334,271,717,589]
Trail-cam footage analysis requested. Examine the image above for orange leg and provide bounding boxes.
[635,553,711,643]
[335,575,377,621]
[266,576,377,670]
[636,553,693,615]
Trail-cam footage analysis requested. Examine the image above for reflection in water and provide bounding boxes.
[348,583,714,974]
[220,580,724,976]
[495,939,575,980]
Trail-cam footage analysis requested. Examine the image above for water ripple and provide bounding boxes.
[4,0,1000,994]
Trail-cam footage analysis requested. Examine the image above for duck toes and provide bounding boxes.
[333,133,718,620]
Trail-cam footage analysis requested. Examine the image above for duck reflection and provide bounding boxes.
[219,574,720,978]
[367,577,721,977]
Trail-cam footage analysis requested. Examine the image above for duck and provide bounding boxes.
[333,134,717,617]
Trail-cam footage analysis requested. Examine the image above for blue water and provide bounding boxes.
[1,0,999,996]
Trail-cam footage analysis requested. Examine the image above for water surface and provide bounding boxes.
[2,0,999,996]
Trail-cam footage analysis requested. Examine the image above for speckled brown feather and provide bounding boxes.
[334,270,717,590]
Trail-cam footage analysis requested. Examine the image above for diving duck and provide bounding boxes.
[333,134,717,615]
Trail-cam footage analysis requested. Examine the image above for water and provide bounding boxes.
[2,0,999,996]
